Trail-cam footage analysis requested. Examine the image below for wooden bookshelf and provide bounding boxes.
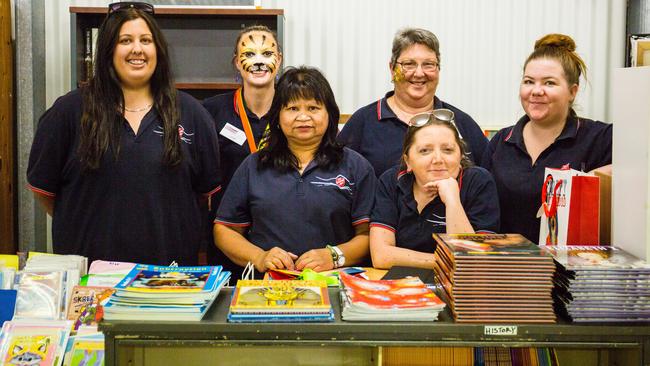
[69,7,284,99]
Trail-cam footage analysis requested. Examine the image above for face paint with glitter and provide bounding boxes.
[392,63,405,83]
[238,31,279,74]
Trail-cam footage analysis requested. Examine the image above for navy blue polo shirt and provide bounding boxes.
[27,89,221,266]
[202,90,269,268]
[371,165,500,254]
[337,91,488,177]
[202,89,269,194]
[215,147,376,275]
[481,114,612,244]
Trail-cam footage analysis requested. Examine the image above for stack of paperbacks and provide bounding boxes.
[228,280,334,322]
[433,233,556,324]
[339,272,445,321]
[103,264,230,321]
[544,245,650,322]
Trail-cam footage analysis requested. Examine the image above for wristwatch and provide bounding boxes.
[326,245,345,268]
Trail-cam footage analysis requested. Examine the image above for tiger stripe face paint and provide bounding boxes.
[237,31,280,75]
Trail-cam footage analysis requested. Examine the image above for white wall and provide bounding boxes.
[47,0,626,130]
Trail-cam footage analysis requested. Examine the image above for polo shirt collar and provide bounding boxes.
[233,87,267,120]
[505,113,581,149]
[377,91,442,121]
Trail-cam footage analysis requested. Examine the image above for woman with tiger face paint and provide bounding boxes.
[203,25,282,277]
[338,28,488,178]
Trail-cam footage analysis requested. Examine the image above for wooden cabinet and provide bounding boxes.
[69,7,284,99]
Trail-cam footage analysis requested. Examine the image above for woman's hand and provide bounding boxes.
[295,248,333,272]
[429,177,460,205]
[253,247,298,272]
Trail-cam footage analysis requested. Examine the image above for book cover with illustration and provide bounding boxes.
[114,264,222,294]
[542,245,650,271]
[229,280,331,314]
[62,333,104,366]
[66,286,115,331]
[339,272,445,310]
[0,320,72,366]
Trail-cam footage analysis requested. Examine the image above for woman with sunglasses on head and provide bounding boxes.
[214,67,376,277]
[27,2,220,265]
[370,110,499,269]
[481,34,612,244]
[338,28,488,177]
[202,25,282,272]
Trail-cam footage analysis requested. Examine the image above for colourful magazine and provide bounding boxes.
[339,272,445,310]
[114,264,223,293]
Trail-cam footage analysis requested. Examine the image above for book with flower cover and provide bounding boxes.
[229,280,331,314]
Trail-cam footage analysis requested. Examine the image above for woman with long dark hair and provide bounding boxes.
[214,66,376,277]
[27,2,220,265]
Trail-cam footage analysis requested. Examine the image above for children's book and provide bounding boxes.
[82,260,135,287]
[62,333,104,366]
[115,264,222,294]
[0,320,72,366]
[229,280,331,314]
[340,272,446,311]
[66,286,115,332]
[103,267,230,322]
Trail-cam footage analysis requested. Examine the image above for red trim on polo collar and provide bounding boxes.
[376,100,382,120]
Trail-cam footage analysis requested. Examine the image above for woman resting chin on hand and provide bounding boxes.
[369,110,500,270]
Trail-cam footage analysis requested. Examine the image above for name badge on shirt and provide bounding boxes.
[220,123,247,146]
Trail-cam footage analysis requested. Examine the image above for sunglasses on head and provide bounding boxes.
[408,108,462,138]
[108,2,154,15]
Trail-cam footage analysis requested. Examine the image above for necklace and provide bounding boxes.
[124,103,152,113]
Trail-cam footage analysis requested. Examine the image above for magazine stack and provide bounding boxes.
[103,264,230,321]
[228,280,334,322]
[339,272,446,321]
[433,233,556,323]
[543,246,650,322]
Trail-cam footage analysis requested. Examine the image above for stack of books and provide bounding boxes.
[339,272,446,321]
[228,280,334,322]
[103,264,230,321]
[433,233,556,323]
[544,245,650,322]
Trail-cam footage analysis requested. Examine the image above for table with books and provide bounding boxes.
[100,287,650,365]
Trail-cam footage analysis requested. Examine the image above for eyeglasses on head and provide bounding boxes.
[108,2,154,15]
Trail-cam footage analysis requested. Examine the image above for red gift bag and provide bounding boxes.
[539,167,600,245]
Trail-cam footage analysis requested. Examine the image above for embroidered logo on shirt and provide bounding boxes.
[311,175,354,193]
[154,124,194,144]
[426,213,446,228]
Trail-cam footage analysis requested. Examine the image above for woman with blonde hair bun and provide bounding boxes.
[481,33,612,243]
